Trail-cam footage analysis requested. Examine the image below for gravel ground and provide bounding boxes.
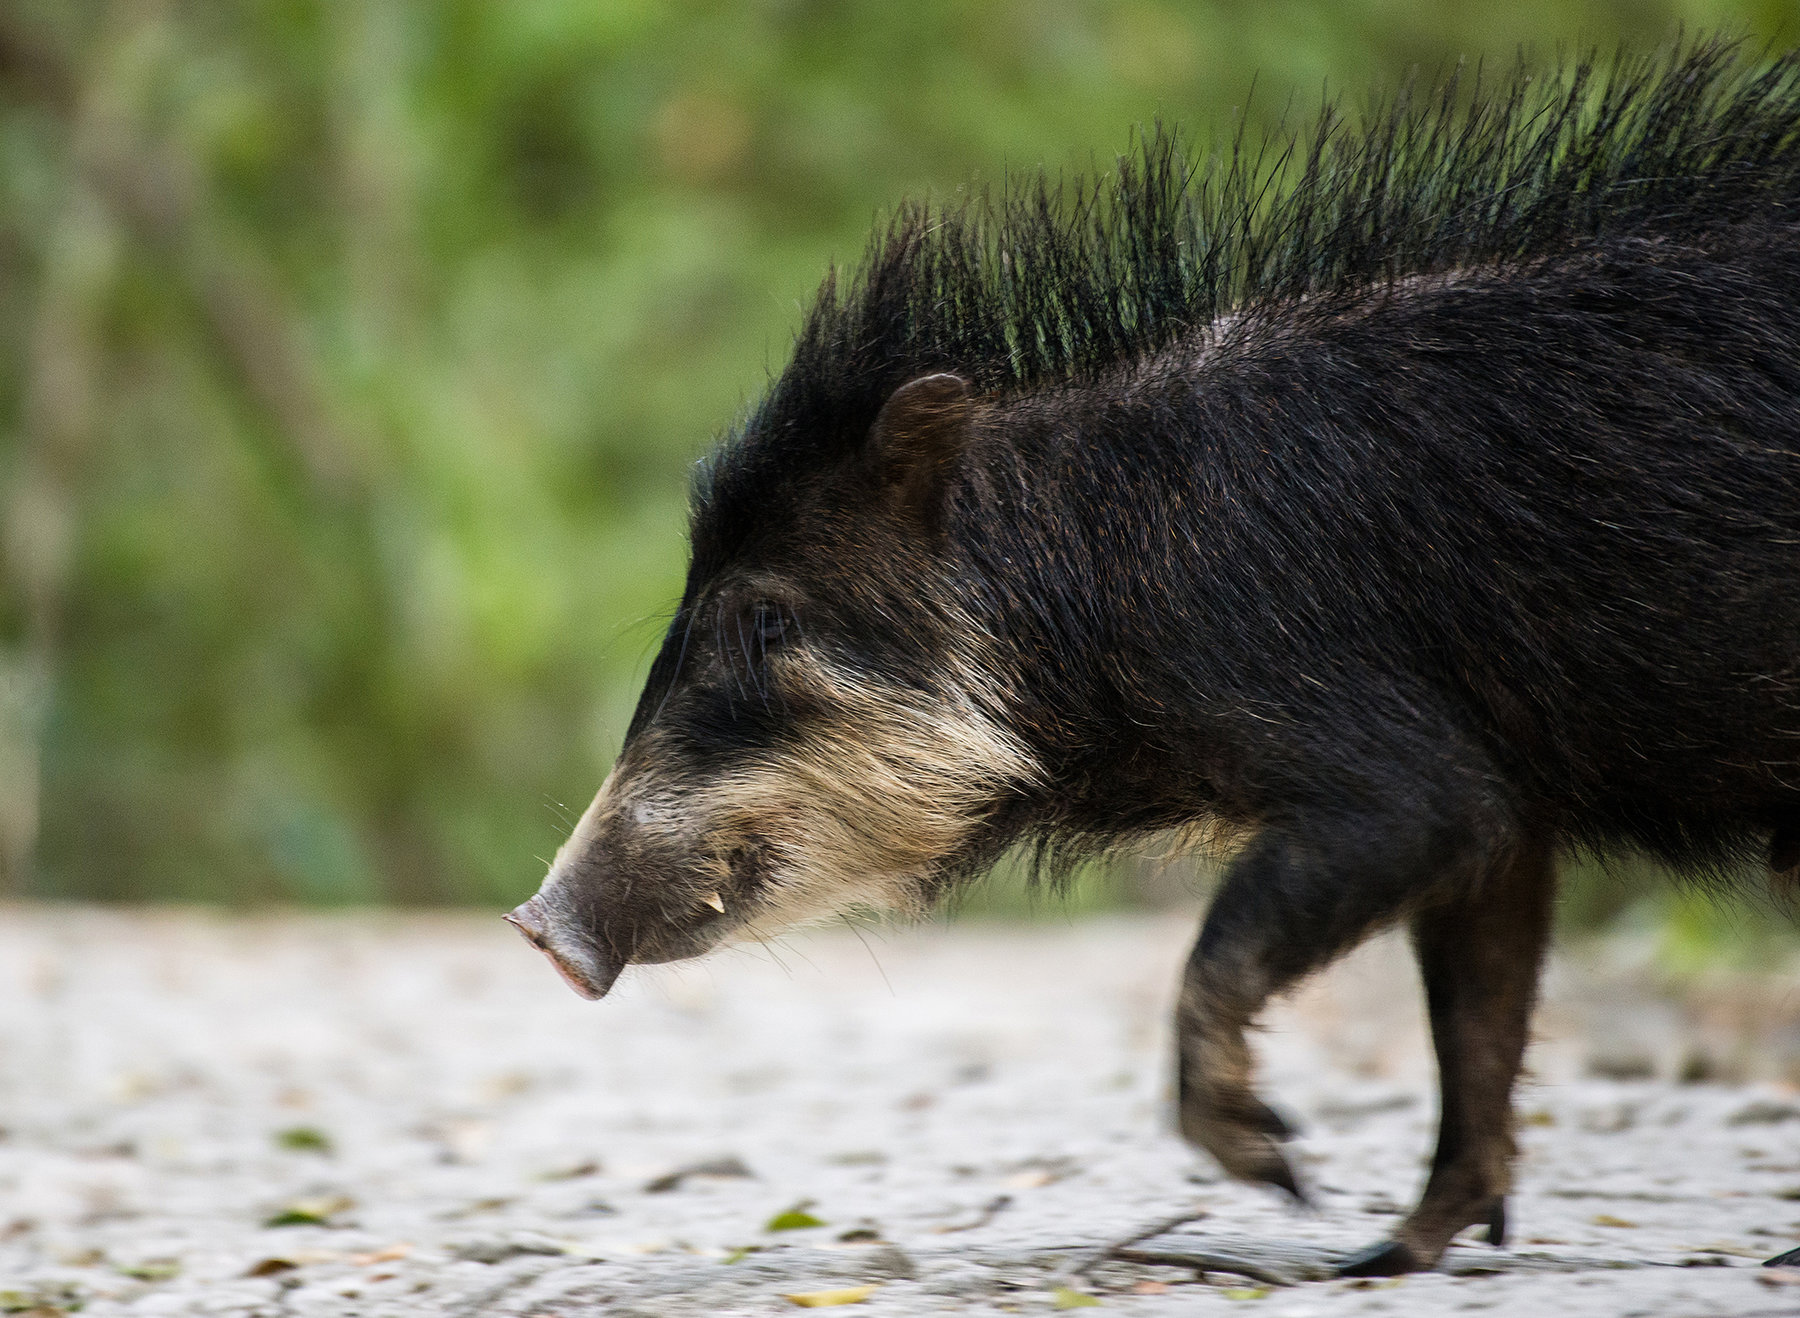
[4,904,1800,1317]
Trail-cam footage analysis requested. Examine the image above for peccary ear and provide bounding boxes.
[867,373,973,528]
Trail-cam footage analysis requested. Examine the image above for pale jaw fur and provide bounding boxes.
[715,657,1042,940]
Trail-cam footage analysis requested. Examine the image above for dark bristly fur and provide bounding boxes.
[707,42,1800,504]
[688,37,1800,885]
[520,38,1800,1275]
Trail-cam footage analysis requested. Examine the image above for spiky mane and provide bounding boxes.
[712,39,1800,502]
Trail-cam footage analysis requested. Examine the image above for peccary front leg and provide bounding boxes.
[1338,835,1555,1276]
[1175,803,1511,1208]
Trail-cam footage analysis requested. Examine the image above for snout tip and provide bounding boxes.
[504,895,622,1001]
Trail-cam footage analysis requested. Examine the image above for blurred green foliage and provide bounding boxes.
[0,0,1791,906]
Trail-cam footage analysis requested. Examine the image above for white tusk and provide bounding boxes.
[702,891,725,914]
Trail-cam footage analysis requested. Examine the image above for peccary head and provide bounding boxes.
[507,373,1043,998]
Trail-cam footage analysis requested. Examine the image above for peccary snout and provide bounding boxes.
[503,893,622,1000]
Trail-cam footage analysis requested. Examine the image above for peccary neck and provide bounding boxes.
[948,355,1246,819]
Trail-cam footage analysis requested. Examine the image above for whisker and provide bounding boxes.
[652,605,699,723]
[773,610,791,714]
[750,931,795,980]
[841,914,895,997]
[755,605,770,696]
[720,599,748,707]
[737,610,769,710]
[777,934,821,977]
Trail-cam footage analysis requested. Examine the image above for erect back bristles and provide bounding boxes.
[738,39,1800,474]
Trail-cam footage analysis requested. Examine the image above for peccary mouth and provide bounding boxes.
[503,895,623,1000]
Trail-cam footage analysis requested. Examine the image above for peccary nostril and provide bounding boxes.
[503,895,551,947]
[503,895,622,1001]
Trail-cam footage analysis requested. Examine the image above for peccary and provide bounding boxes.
[508,44,1800,1273]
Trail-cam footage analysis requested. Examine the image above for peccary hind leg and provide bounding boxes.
[1175,797,1514,1213]
[1338,835,1556,1276]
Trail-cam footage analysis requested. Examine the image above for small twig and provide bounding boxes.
[1112,1245,1307,1288]
[1060,1207,1212,1280]
[933,1194,1012,1234]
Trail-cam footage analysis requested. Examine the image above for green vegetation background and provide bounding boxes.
[0,1,1790,931]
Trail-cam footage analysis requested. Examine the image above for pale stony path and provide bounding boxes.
[3,905,1800,1317]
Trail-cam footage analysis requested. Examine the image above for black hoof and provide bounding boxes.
[1484,1196,1507,1247]
[1765,1245,1800,1268]
[1253,1150,1311,1208]
[1336,1239,1420,1278]
[1244,1097,1301,1140]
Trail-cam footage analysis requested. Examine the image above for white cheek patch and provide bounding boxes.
[698,655,1043,940]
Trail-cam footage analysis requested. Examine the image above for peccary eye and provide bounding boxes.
[751,601,789,647]
[723,600,794,710]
